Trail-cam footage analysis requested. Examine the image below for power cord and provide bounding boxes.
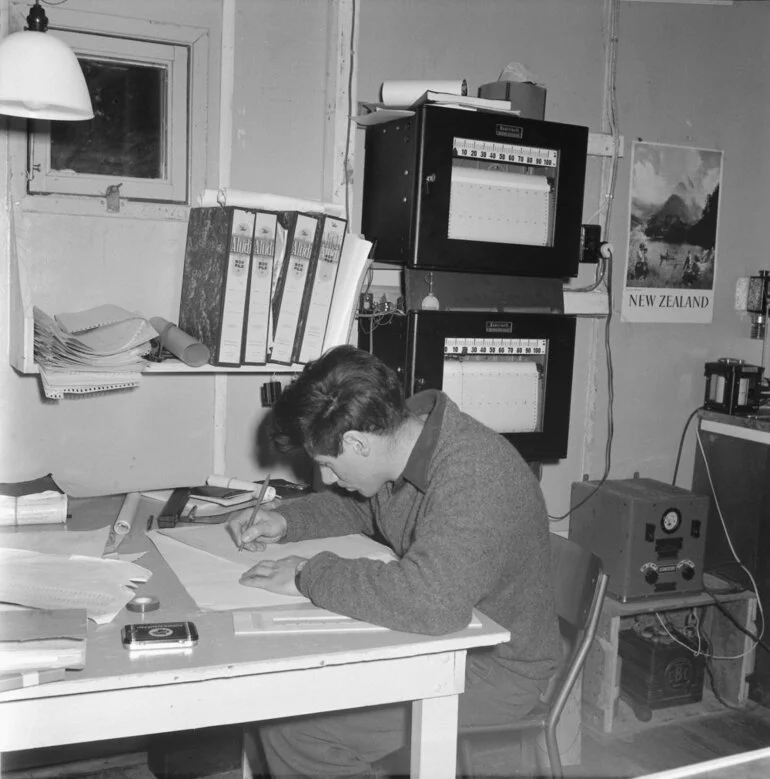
[549,241,615,522]
[671,405,703,487]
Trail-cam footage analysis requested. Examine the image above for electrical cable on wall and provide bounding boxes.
[342,0,357,227]
[550,0,621,522]
[671,405,703,487]
[549,241,616,521]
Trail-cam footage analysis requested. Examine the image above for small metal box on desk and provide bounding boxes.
[568,477,709,602]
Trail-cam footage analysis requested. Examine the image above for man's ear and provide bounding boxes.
[342,430,370,456]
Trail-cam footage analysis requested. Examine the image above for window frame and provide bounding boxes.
[10,6,209,218]
[28,31,190,203]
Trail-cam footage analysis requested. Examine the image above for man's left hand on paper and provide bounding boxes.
[239,555,307,596]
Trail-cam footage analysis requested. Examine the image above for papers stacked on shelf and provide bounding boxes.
[33,304,158,399]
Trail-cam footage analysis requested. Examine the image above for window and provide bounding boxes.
[21,11,208,208]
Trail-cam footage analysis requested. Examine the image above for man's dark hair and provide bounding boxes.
[270,345,409,456]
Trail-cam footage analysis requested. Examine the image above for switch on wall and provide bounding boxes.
[735,277,749,310]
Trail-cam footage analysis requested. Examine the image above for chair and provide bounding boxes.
[457,533,609,779]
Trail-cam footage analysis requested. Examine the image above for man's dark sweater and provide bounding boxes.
[279,390,561,683]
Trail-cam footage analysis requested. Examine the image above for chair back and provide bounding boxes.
[456,533,608,779]
[545,533,608,723]
[550,532,604,632]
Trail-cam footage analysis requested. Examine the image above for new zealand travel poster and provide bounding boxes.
[621,141,723,323]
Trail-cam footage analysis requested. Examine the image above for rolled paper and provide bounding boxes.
[379,79,467,107]
[150,317,210,368]
[206,474,277,503]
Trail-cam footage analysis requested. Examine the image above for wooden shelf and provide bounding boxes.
[144,360,302,374]
[582,581,758,737]
[7,226,304,377]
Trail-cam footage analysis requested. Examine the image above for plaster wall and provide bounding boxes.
[1,0,768,522]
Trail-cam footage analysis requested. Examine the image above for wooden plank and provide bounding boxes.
[1,752,151,779]
[322,0,358,211]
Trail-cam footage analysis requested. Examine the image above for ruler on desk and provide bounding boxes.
[233,607,482,635]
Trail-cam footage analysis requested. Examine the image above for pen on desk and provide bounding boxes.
[238,474,272,552]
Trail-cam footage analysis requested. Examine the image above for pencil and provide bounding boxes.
[238,474,272,552]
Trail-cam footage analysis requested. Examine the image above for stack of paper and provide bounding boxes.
[0,474,68,527]
[33,304,158,399]
[0,491,67,527]
[0,548,152,624]
[0,608,87,676]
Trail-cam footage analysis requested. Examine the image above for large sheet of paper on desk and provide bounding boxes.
[148,527,397,611]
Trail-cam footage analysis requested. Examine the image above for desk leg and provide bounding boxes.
[410,694,459,779]
[242,727,260,779]
[582,608,621,735]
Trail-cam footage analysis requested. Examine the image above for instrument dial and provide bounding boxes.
[660,508,682,534]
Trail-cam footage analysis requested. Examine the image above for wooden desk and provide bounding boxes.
[0,496,510,778]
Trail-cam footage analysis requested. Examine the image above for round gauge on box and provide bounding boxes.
[660,508,682,534]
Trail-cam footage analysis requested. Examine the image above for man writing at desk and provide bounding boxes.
[230,344,560,778]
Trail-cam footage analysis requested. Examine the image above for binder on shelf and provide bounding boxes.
[178,207,256,367]
[295,215,347,364]
[266,214,291,352]
[269,212,322,365]
[242,211,279,365]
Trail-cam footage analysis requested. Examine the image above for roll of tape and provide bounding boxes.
[127,595,160,613]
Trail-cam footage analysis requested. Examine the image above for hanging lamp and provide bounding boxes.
[0,0,93,121]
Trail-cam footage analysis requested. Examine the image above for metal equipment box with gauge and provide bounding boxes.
[568,477,710,602]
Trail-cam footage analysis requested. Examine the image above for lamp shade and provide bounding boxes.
[0,30,94,120]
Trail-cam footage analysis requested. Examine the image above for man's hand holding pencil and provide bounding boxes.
[228,475,308,595]
[227,476,287,552]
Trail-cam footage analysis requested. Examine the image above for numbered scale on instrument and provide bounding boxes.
[452,137,558,169]
[443,337,548,357]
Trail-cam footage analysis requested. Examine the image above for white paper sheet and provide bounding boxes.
[0,527,110,558]
[442,359,541,433]
[148,528,397,611]
[448,168,551,247]
[322,234,373,353]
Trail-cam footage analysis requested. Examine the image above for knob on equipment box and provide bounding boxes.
[568,477,709,602]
